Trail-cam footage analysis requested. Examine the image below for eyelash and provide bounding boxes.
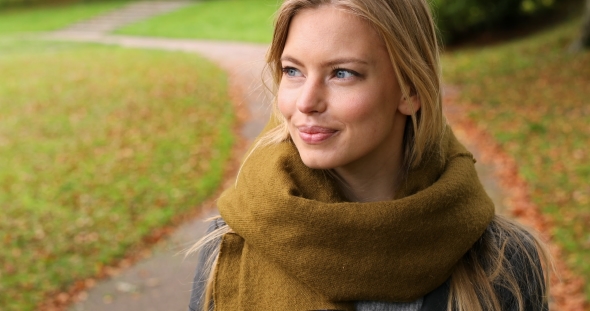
[281,66,300,77]
[331,67,359,79]
[280,66,360,79]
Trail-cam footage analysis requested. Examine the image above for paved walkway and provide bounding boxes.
[59,1,193,34]
[39,3,507,310]
[39,33,269,311]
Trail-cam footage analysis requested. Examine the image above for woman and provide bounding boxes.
[188,0,550,310]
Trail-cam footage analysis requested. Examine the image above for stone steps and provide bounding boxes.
[61,1,193,33]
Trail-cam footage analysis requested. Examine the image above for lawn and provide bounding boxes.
[1,0,587,307]
[442,19,590,299]
[116,0,279,43]
[0,1,129,35]
[0,38,234,311]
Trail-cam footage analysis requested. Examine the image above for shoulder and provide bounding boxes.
[485,215,545,275]
[188,215,226,311]
[421,216,549,311]
[211,216,226,231]
[482,216,549,311]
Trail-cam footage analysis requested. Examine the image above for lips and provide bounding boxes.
[297,126,338,144]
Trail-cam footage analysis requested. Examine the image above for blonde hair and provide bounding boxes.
[188,1,550,310]
[449,215,550,311]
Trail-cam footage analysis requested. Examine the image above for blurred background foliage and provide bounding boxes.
[433,0,556,43]
[0,0,121,8]
[0,0,582,44]
[0,0,588,310]
[0,1,129,34]
[0,39,235,310]
[115,0,277,42]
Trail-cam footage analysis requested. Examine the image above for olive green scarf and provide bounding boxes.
[215,126,494,311]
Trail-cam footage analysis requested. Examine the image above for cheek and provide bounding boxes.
[337,92,390,122]
[277,85,294,119]
[337,93,398,141]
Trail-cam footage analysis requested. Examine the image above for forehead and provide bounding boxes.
[282,5,386,61]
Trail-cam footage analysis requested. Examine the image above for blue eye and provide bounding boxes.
[282,67,302,77]
[335,69,354,79]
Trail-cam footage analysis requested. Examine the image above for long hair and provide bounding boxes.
[188,1,550,311]
[448,215,550,311]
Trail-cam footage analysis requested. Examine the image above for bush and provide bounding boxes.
[432,0,556,43]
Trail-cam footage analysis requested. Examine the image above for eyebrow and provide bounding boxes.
[280,56,369,67]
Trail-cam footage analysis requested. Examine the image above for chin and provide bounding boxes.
[301,160,326,170]
[293,141,341,170]
[299,154,336,170]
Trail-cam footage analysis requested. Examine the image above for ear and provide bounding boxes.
[398,95,421,116]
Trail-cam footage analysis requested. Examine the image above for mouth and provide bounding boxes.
[297,126,338,144]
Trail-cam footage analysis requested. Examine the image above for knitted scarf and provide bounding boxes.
[215,126,494,311]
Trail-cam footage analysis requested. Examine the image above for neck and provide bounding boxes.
[331,153,404,203]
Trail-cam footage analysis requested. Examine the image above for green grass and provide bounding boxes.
[116,0,279,43]
[443,19,590,298]
[0,38,234,311]
[0,1,130,35]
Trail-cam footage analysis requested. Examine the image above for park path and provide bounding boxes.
[41,3,273,310]
[41,34,270,311]
[39,3,510,310]
[60,1,193,33]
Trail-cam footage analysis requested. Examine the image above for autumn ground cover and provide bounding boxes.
[116,0,279,43]
[442,19,590,299]
[0,1,129,35]
[0,37,234,310]
[2,0,586,309]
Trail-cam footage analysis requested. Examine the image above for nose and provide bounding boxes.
[296,76,327,114]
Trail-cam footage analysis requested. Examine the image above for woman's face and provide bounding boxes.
[278,5,412,174]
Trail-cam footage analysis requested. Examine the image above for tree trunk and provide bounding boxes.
[570,0,590,52]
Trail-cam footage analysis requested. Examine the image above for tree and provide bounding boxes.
[570,0,590,52]
[433,0,555,44]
